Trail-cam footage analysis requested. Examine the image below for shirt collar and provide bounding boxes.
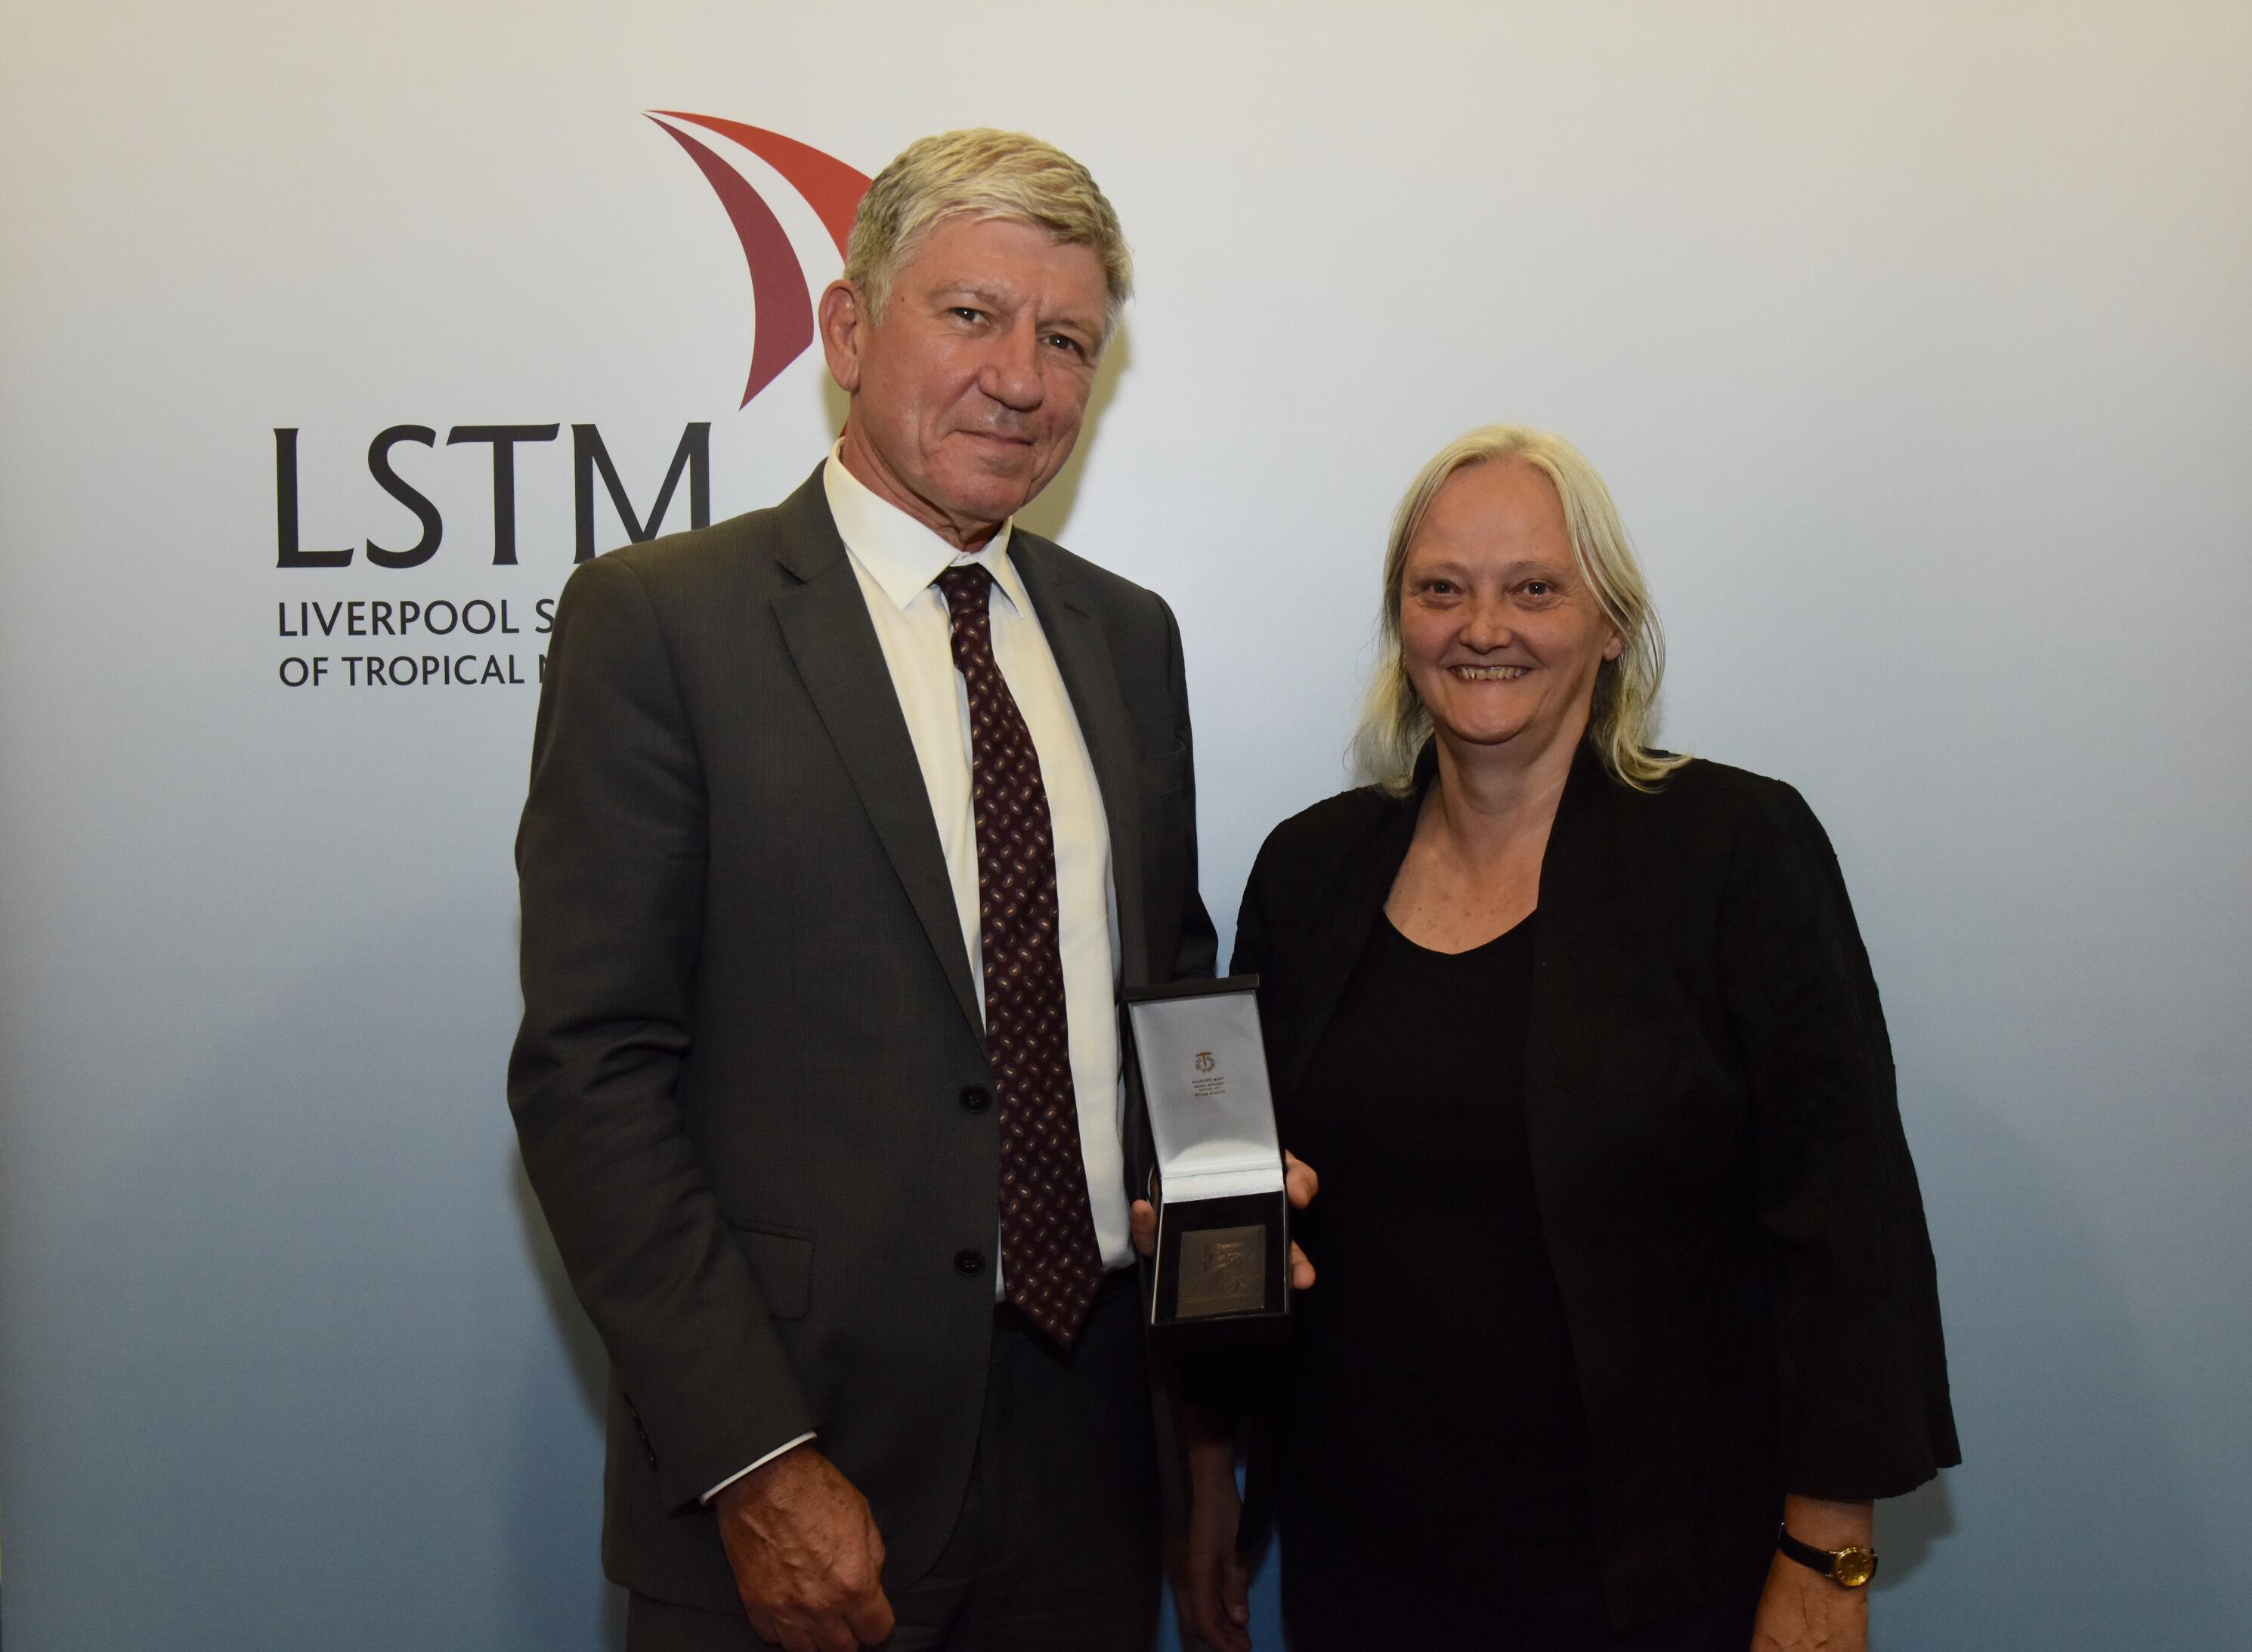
[822,443,1026,616]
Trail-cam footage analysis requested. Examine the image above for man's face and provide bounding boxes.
[821,215,1110,549]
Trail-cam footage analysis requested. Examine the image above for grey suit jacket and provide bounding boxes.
[509,466,1216,1609]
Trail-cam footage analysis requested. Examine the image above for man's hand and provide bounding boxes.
[1131,1151,1320,1290]
[1752,1496,1873,1652]
[715,1444,894,1652]
[1171,1408,1252,1652]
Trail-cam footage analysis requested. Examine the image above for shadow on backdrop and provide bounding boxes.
[1870,1069,2223,1650]
[512,1158,626,1650]
[14,893,614,1652]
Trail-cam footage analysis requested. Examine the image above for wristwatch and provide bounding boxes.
[1776,1526,1879,1589]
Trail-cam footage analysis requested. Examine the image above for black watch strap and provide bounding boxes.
[1777,1526,1879,1589]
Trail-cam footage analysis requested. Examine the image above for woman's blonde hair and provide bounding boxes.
[1351,425,1687,794]
[843,128,1132,338]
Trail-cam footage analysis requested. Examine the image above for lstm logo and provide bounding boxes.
[274,117,869,572]
[648,112,872,407]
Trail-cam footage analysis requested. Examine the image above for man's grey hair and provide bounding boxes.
[843,128,1132,337]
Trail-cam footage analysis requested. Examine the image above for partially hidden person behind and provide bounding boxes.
[1173,426,1960,1652]
[511,129,1220,1652]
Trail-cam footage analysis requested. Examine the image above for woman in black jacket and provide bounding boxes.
[1168,427,1958,1652]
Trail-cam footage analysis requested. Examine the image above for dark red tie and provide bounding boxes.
[936,563,1106,1347]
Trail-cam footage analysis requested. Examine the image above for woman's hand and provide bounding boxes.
[1749,1551,1868,1651]
[1130,1152,1320,1289]
[1171,1408,1252,1652]
[1752,1496,1873,1652]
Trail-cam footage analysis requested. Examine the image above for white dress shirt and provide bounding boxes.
[704,450,1130,1503]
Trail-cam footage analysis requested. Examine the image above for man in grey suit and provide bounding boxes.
[509,129,1214,1651]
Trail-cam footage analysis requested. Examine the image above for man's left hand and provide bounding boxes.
[1129,1151,1319,1289]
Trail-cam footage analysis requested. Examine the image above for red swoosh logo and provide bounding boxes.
[648,113,871,407]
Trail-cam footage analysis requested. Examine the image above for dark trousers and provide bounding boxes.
[629,1273,1162,1652]
[1279,1507,1762,1652]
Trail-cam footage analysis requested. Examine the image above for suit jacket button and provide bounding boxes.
[959,1084,992,1114]
[954,1248,986,1276]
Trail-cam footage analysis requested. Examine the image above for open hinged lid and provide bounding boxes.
[1124,976,1284,1201]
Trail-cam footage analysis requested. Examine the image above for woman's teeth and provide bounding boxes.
[1452,665,1529,681]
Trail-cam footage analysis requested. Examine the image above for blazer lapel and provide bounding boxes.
[1276,792,1421,1097]
[768,475,983,1037]
[1013,540,1152,988]
[1527,743,1632,1097]
[1276,741,1617,1102]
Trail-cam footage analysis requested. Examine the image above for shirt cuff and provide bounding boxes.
[699,1431,818,1505]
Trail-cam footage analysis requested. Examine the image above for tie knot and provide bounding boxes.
[936,562,997,671]
[936,561,995,613]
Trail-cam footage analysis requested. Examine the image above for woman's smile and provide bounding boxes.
[1449,664,1532,681]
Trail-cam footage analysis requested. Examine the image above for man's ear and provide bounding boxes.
[818,280,866,394]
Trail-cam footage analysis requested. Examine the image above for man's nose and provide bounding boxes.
[978,319,1046,412]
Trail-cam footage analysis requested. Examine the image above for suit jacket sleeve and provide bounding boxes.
[1722,783,1960,1499]
[509,552,817,1511]
[1161,597,1220,982]
[1227,831,1272,983]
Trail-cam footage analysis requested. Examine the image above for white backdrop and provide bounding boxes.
[3,3,2248,1648]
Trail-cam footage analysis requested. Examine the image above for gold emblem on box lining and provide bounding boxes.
[1194,1050,1216,1072]
[1176,1224,1267,1317]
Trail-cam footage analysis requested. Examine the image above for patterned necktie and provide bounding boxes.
[936,562,1106,1347]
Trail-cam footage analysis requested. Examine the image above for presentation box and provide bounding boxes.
[1126,976,1289,1346]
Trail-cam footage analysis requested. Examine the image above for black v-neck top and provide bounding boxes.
[1227,753,1959,1625]
[1278,908,1597,1582]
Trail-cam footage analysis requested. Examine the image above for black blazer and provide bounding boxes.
[1230,743,1958,1626]
[510,468,1214,1609]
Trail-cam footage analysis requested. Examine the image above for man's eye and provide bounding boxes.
[1044,334,1087,357]
[951,307,985,323]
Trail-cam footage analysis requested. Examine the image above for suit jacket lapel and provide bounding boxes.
[1013,538,1152,988]
[768,473,983,1037]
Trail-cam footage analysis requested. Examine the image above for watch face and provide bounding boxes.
[1833,1547,1879,1589]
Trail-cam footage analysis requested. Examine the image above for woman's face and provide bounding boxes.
[1397,459,1623,764]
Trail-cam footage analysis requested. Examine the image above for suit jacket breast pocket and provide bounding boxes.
[728,1221,814,1319]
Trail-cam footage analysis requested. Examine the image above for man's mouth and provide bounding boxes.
[1450,664,1530,682]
